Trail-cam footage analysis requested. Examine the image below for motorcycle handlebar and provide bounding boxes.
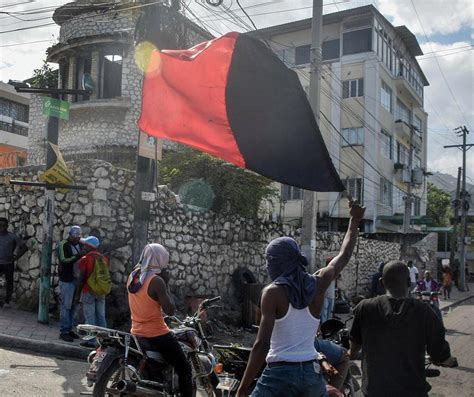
[202,296,221,307]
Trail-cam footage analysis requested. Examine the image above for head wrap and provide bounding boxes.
[266,237,316,309]
[128,244,169,294]
[69,225,82,237]
[82,236,100,248]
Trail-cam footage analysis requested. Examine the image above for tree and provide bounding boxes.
[29,61,58,89]
[427,182,453,226]
[160,147,277,218]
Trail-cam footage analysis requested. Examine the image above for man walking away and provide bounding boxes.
[349,261,457,397]
[408,260,419,292]
[75,236,111,348]
[57,225,85,342]
[0,217,27,307]
[441,265,453,300]
[370,261,385,297]
[237,200,365,397]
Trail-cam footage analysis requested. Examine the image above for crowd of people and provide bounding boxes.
[0,205,462,396]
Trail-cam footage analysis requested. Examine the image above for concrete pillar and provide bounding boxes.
[91,50,100,100]
[67,56,76,103]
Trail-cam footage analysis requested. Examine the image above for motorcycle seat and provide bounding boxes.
[146,351,167,363]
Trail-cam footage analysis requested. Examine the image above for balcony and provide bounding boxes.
[0,119,28,137]
[394,74,423,106]
[394,120,422,149]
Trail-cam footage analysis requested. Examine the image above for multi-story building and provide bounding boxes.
[254,5,429,232]
[0,81,29,168]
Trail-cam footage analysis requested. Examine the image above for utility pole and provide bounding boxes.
[14,87,88,324]
[444,126,472,291]
[301,0,323,271]
[403,123,415,233]
[449,167,462,268]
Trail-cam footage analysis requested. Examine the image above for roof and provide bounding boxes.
[250,4,428,85]
[0,81,30,104]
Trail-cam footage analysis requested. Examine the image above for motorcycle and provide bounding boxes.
[413,291,443,323]
[78,296,225,397]
[320,317,362,397]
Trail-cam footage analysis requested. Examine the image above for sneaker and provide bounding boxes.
[69,331,80,339]
[59,333,74,342]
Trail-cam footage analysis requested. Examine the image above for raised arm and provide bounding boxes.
[316,200,365,291]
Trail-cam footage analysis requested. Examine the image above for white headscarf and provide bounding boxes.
[138,243,170,285]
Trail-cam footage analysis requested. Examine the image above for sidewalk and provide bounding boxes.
[438,283,473,311]
[0,304,90,360]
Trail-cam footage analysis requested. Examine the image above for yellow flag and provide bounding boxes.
[39,143,73,192]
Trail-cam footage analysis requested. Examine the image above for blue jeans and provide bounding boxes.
[59,281,76,334]
[252,361,328,397]
[314,339,345,366]
[81,291,107,328]
[320,297,334,324]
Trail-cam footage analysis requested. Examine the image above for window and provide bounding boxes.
[275,47,295,66]
[380,129,393,159]
[341,127,364,146]
[380,80,392,112]
[343,178,363,204]
[342,28,372,55]
[342,78,364,98]
[414,155,422,169]
[396,141,410,165]
[412,115,422,133]
[396,99,411,124]
[380,178,393,206]
[74,55,92,102]
[0,98,28,122]
[412,197,421,216]
[295,44,311,65]
[322,39,340,61]
[281,185,303,201]
[72,50,123,101]
[100,52,122,99]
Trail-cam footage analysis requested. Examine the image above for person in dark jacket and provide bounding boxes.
[57,225,85,342]
[349,261,457,397]
[370,261,385,297]
[0,217,27,307]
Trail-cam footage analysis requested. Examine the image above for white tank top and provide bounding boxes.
[266,304,320,363]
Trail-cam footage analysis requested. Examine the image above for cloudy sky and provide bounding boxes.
[0,0,472,181]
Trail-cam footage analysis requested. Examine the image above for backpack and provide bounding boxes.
[87,254,112,295]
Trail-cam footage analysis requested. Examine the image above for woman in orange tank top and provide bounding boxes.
[127,244,193,397]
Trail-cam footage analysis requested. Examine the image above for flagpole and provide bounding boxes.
[301,0,323,271]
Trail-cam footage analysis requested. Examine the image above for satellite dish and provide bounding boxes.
[81,73,95,93]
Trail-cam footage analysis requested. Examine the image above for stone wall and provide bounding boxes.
[1,160,411,320]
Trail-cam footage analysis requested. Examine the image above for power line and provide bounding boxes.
[409,0,471,128]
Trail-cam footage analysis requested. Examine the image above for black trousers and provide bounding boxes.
[0,263,14,303]
[138,332,193,397]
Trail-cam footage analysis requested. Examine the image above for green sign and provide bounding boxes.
[43,97,70,120]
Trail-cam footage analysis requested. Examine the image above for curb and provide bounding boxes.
[440,294,474,312]
[0,332,91,360]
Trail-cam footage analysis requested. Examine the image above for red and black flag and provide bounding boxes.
[139,32,344,192]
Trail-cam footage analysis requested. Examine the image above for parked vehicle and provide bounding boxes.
[78,296,225,397]
[320,317,362,397]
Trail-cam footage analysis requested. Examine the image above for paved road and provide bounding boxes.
[429,298,474,397]
[0,299,472,396]
[0,348,89,396]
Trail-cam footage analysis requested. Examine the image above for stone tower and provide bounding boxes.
[27,0,211,167]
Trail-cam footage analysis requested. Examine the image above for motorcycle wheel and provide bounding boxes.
[93,360,128,397]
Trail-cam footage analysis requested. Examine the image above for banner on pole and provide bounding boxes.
[40,143,73,192]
